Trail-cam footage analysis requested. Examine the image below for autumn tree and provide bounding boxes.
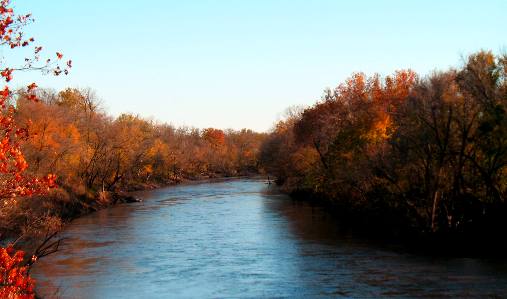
[261,52,507,239]
[0,0,71,297]
[202,128,225,147]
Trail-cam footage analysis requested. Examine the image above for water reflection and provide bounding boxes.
[32,179,507,298]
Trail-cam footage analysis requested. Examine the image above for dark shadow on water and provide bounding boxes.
[31,179,507,298]
[260,184,507,297]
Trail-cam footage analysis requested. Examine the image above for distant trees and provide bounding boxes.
[2,81,267,294]
[260,51,507,235]
[15,89,267,194]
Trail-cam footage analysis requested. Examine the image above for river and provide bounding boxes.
[32,179,507,298]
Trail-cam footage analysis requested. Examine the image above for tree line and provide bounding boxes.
[1,87,267,239]
[260,51,507,239]
[17,88,266,191]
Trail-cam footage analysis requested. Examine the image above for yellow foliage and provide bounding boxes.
[364,114,393,143]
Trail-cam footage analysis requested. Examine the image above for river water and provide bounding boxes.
[32,179,507,298]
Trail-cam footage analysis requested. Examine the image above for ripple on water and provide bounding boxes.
[32,179,507,298]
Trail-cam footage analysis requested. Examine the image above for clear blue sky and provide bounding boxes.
[10,0,507,132]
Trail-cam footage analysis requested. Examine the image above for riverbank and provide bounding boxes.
[0,174,264,255]
[65,174,264,216]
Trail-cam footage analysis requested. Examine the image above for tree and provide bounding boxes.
[261,51,507,239]
[0,1,70,297]
[202,128,225,147]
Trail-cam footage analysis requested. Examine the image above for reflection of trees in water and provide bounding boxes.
[260,189,361,246]
[33,181,507,298]
[261,187,507,297]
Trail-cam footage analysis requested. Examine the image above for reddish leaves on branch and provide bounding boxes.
[26,83,37,93]
[0,0,69,200]
[0,0,71,80]
[0,245,35,299]
[0,84,56,199]
[0,0,70,297]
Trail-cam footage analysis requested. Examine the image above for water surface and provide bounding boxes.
[32,179,507,298]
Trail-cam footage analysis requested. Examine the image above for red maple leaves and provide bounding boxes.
[0,0,68,201]
[0,0,70,297]
[0,245,36,299]
[1,68,12,82]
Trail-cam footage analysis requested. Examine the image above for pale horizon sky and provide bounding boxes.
[9,0,507,132]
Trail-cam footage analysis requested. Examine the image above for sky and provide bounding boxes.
[8,0,507,132]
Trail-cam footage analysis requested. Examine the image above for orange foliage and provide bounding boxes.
[0,0,71,297]
[0,0,70,199]
[202,128,225,147]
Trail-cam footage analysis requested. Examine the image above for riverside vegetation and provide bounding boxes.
[2,88,267,297]
[4,87,268,249]
[0,1,267,296]
[1,0,506,296]
[260,51,507,251]
[2,89,267,297]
